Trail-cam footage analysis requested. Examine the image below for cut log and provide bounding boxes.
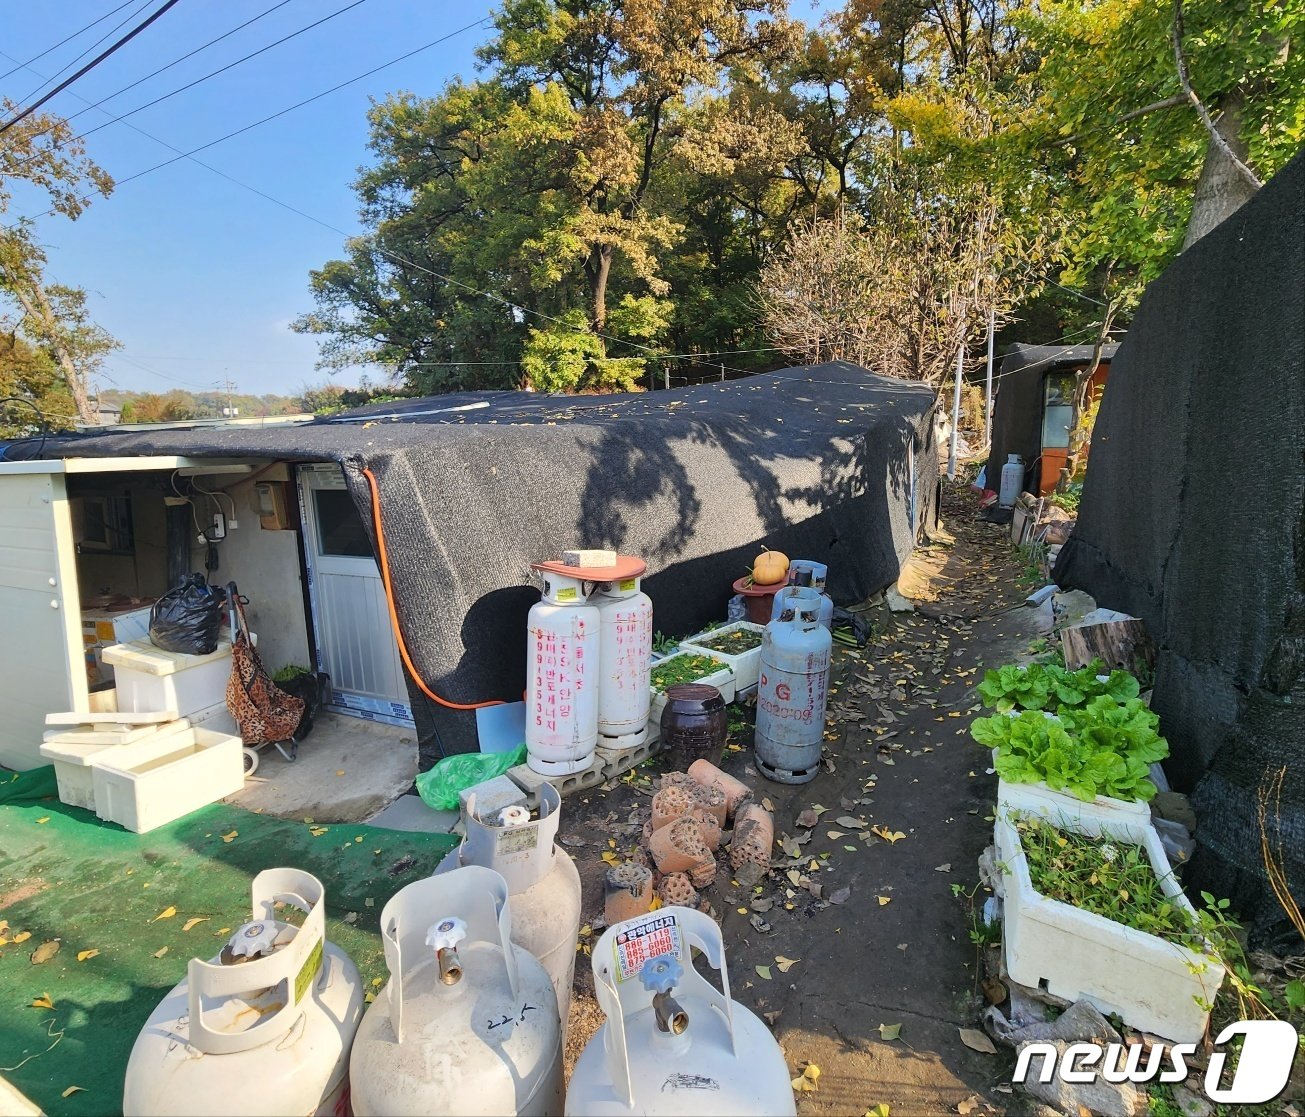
[1060,619,1155,674]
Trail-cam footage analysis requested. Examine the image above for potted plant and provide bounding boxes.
[678,621,765,690]
[996,802,1223,1043]
[648,651,734,725]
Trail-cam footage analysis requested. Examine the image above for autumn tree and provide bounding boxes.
[0,102,117,425]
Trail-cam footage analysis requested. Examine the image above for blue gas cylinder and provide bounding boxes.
[755,589,832,785]
[770,563,833,630]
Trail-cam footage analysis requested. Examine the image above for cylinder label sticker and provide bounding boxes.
[613,913,682,982]
[293,936,325,1005]
[619,578,637,591]
[496,824,540,856]
[556,587,578,602]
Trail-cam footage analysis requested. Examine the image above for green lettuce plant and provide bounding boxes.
[976,659,1140,713]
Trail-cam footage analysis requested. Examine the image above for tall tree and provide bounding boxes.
[0,102,116,424]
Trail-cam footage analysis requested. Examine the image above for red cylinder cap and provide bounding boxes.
[532,554,647,580]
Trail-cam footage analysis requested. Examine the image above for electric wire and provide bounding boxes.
[17,0,299,146]
[0,0,186,135]
[0,0,139,83]
[5,0,153,104]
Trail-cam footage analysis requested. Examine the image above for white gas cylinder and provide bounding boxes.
[999,454,1024,508]
[593,564,653,751]
[434,783,582,1034]
[526,564,601,776]
[565,907,796,1116]
[754,587,832,784]
[350,865,563,1117]
[123,868,363,1117]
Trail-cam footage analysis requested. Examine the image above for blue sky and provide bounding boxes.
[3,0,831,399]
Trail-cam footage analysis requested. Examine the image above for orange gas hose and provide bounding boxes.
[362,466,504,710]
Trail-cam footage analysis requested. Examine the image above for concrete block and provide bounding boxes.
[368,793,458,834]
[507,757,604,808]
[459,774,528,819]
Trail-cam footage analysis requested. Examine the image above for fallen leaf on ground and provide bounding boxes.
[828,887,851,905]
[775,955,800,973]
[877,896,892,906]
[600,851,620,866]
[76,949,99,962]
[335,770,345,776]
[150,906,177,923]
[897,943,908,951]
[796,808,819,828]
[13,931,31,943]
[958,1027,997,1054]
[153,946,169,959]
[878,1022,902,1041]
[935,863,952,873]
[755,965,772,980]
[182,917,208,932]
[826,829,846,839]
[958,1098,980,1115]
[30,993,54,1009]
[762,798,774,812]
[764,1010,782,1026]
[0,920,7,934]
[872,826,905,843]
[751,897,773,912]
[36,816,50,824]
[343,912,358,924]
[865,1106,891,1117]
[792,1063,821,1092]
[220,830,238,843]
[30,940,60,964]
[785,870,801,886]
[61,1087,84,1098]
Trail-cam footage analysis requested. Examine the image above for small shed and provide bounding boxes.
[985,343,1117,496]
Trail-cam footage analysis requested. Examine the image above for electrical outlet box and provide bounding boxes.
[210,511,227,541]
[254,480,290,530]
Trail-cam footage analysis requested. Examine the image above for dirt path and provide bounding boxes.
[560,483,1045,1115]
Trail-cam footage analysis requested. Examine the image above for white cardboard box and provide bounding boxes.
[90,727,245,833]
[995,798,1223,1043]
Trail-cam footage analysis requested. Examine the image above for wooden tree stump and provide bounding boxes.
[1060,618,1155,674]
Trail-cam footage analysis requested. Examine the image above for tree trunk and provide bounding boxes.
[9,279,96,424]
[1182,91,1259,249]
[1058,296,1118,492]
[585,243,613,333]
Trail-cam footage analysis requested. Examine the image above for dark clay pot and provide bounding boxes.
[661,684,728,771]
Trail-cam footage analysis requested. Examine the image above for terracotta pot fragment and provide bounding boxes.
[649,816,712,875]
[657,871,698,908]
[730,803,774,872]
[651,786,694,832]
[687,759,752,817]
[604,862,654,926]
[690,783,727,827]
[691,807,722,852]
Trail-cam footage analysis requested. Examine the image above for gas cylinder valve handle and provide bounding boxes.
[426,917,468,986]
[639,955,689,1035]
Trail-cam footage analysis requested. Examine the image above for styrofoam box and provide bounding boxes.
[185,699,241,739]
[102,638,242,718]
[90,727,245,833]
[40,719,192,811]
[991,747,1152,823]
[649,652,736,727]
[995,796,1223,1043]
[678,621,766,691]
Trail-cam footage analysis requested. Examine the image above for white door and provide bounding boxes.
[298,465,412,726]
[0,470,87,770]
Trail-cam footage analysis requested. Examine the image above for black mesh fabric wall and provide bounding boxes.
[1054,153,1305,943]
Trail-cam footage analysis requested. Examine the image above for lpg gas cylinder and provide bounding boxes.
[565,906,795,1116]
[350,865,563,1117]
[123,868,363,1117]
[592,561,654,751]
[769,566,833,631]
[526,560,601,775]
[434,783,582,1032]
[755,587,832,784]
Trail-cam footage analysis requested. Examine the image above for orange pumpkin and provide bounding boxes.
[752,549,789,586]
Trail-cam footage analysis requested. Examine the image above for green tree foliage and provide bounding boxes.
[298,0,1305,398]
[0,103,117,424]
[0,332,74,436]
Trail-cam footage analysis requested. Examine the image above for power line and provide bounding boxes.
[26,0,299,142]
[0,0,185,135]
[6,0,153,102]
[0,0,139,83]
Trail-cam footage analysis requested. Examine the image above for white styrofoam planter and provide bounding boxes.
[102,637,247,719]
[40,719,192,811]
[648,651,735,727]
[995,798,1223,1043]
[90,727,245,833]
[677,621,765,690]
[991,746,1152,823]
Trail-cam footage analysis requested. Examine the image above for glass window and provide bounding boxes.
[314,489,373,557]
[1042,373,1076,449]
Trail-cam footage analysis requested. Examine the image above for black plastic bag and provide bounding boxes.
[149,574,224,655]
